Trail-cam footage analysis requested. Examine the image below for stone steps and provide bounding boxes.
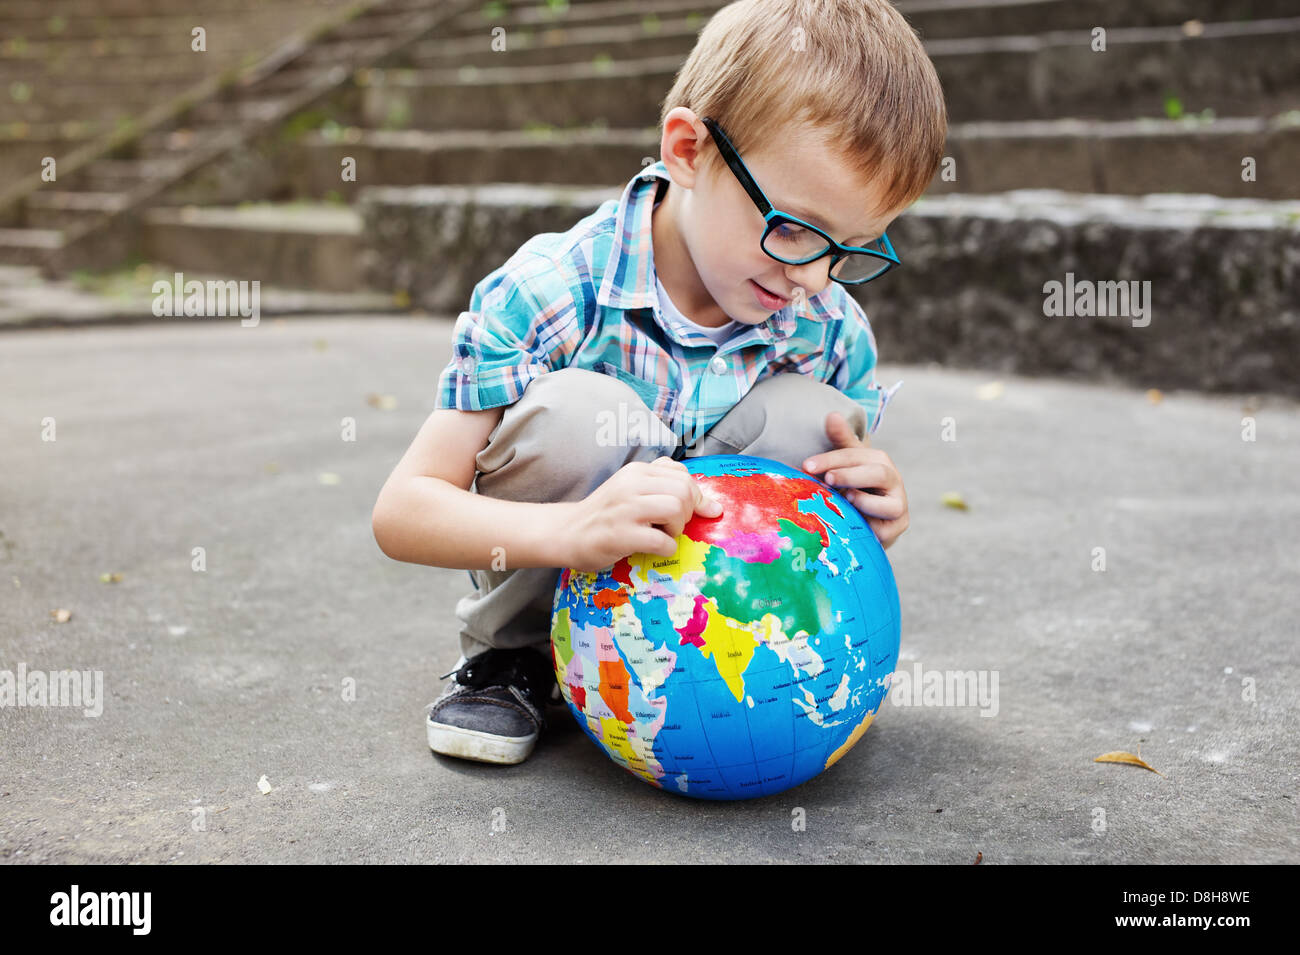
[3,0,338,16]
[280,114,1300,200]
[0,0,481,265]
[0,228,64,267]
[139,202,366,293]
[0,88,160,124]
[871,189,1300,396]
[356,182,1300,396]
[0,0,385,247]
[24,191,131,231]
[349,18,1300,128]
[0,1,352,39]
[69,158,189,193]
[5,0,1297,402]
[434,0,1295,42]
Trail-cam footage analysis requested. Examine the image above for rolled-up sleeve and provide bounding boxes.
[435,252,579,411]
[827,297,903,437]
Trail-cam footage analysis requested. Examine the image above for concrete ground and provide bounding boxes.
[0,315,1296,864]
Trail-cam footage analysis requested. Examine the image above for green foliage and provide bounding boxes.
[383,99,412,131]
[280,108,332,142]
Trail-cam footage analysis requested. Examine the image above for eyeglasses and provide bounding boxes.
[700,116,901,285]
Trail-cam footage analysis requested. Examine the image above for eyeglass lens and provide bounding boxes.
[761,222,891,281]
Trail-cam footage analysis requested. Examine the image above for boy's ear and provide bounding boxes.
[660,108,710,188]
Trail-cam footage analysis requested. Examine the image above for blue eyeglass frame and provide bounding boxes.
[700,115,901,285]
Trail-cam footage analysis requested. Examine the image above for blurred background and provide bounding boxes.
[1,0,1296,393]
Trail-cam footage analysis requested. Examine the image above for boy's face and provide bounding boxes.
[657,110,909,327]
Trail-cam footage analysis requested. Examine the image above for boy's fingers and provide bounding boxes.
[850,489,907,520]
[689,478,723,516]
[822,463,892,490]
[647,457,721,516]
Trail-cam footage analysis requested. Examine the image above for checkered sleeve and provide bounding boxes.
[435,252,579,411]
[827,295,903,437]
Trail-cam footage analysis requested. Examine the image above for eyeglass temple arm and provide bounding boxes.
[701,117,774,217]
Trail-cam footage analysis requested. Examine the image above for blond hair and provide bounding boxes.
[659,0,947,216]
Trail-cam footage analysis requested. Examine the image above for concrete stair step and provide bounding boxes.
[404,16,702,69]
[354,53,686,129]
[937,114,1300,199]
[184,97,295,126]
[24,190,130,230]
[0,4,350,39]
[435,0,1296,42]
[69,158,188,192]
[417,0,1300,70]
[0,136,99,185]
[872,189,1300,395]
[286,115,1300,200]
[1,0,343,18]
[0,52,252,82]
[440,0,714,38]
[357,181,1300,396]
[359,18,1300,128]
[329,8,438,40]
[291,39,392,71]
[290,126,660,196]
[141,202,367,293]
[135,126,243,156]
[255,64,359,95]
[0,270,402,330]
[0,90,158,124]
[0,227,64,266]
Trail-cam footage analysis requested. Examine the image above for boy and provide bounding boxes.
[371,0,946,765]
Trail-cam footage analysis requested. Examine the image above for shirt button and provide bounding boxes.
[709,355,727,375]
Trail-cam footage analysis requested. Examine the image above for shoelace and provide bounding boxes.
[440,648,554,703]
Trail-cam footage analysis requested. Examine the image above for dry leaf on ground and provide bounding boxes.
[1095,749,1164,776]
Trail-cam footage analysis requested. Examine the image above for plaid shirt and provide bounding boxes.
[435,160,902,446]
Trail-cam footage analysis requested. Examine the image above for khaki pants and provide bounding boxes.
[454,367,869,660]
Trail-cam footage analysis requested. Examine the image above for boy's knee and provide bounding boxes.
[478,368,677,493]
[747,372,868,442]
[521,367,675,451]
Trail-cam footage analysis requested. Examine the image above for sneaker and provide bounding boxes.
[425,647,558,765]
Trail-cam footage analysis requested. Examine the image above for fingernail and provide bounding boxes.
[803,458,816,471]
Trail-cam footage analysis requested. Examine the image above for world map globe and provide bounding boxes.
[550,453,901,800]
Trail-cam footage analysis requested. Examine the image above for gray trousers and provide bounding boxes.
[454,367,869,661]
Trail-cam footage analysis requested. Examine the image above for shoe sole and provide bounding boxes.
[427,718,537,765]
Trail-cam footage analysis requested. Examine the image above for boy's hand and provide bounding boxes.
[801,411,909,550]
[562,457,723,572]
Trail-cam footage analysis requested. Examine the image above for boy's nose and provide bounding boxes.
[780,257,831,293]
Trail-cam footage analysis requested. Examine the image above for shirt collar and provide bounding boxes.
[597,160,802,347]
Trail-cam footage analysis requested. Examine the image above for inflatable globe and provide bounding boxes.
[550,453,901,800]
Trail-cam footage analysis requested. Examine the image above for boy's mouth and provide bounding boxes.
[750,280,789,309]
